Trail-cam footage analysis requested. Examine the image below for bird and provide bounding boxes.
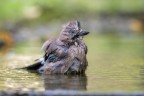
[20,20,89,75]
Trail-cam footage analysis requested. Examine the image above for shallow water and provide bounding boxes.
[0,36,144,92]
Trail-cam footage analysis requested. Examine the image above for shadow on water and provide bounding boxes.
[42,74,87,91]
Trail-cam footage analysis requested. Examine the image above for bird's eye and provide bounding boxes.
[47,54,57,62]
[71,30,75,34]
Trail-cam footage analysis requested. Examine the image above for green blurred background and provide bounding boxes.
[0,0,144,53]
[0,0,144,92]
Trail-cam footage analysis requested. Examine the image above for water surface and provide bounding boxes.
[0,36,144,92]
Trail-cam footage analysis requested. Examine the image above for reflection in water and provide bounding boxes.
[42,74,87,91]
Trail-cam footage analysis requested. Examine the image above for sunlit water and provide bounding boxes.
[0,36,144,92]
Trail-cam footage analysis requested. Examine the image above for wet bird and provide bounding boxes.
[21,21,89,75]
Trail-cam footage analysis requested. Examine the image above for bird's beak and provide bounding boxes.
[72,31,89,40]
[78,31,89,36]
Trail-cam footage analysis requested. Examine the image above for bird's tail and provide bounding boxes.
[16,58,44,70]
[19,61,42,70]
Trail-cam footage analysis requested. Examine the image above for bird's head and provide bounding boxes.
[59,20,89,43]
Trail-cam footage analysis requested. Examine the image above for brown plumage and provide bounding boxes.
[20,20,89,75]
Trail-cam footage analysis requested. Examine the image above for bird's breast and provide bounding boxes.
[68,43,86,60]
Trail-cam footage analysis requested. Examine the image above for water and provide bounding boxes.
[0,36,144,92]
